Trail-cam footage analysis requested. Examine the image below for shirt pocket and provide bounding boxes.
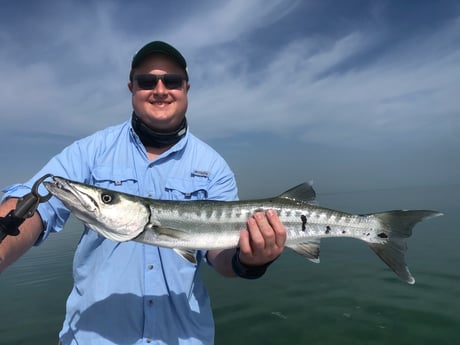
[165,177,209,201]
[91,166,138,193]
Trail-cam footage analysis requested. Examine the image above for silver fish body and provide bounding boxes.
[44,176,442,284]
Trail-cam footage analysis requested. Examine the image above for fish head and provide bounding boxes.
[44,176,149,242]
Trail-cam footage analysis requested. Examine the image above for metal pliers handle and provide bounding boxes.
[0,174,53,243]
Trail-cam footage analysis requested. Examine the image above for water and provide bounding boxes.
[0,186,458,345]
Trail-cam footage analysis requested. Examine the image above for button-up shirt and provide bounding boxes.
[2,119,238,345]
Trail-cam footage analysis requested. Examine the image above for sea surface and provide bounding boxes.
[0,185,458,345]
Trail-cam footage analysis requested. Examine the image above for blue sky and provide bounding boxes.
[0,0,459,198]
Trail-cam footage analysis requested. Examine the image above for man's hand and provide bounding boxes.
[238,209,286,266]
[0,198,44,272]
[206,210,286,278]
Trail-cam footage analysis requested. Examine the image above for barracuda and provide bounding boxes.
[44,176,442,284]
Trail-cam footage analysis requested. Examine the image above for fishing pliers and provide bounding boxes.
[0,174,53,244]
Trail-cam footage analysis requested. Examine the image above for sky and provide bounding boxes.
[0,0,459,198]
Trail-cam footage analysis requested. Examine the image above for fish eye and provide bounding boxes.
[101,193,114,204]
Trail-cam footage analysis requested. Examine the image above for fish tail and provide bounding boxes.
[369,210,443,284]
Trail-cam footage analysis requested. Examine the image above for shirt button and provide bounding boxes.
[148,299,153,306]
[147,264,154,270]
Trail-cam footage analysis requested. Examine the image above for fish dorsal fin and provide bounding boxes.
[287,240,321,263]
[278,182,316,204]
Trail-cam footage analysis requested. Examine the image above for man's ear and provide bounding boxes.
[128,82,134,93]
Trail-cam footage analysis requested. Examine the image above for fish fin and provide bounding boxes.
[287,240,320,263]
[173,248,197,264]
[369,210,443,284]
[278,182,316,204]
[369,240,414,284]
[156,227,185,239]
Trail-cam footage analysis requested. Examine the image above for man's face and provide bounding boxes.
[128,54,190,131]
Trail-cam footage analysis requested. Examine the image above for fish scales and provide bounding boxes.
[144,200,389,248]
[44,176,443,284]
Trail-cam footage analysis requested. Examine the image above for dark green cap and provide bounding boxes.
[131,41,188,79]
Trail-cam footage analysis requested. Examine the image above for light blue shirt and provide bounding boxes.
[2,119,238,345]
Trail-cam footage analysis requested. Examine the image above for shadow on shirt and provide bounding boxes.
[59,292,214,345]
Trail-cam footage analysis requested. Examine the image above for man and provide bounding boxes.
[0,41,286,345]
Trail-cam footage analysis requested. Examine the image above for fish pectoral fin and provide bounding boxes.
[155,227,185,239]
[287,240,321,263]
[173,248,197,264]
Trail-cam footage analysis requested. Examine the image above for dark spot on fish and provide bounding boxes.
[342,230,346,234]
[300,215,307,231]
[378,232,388,239]
[325,226,331,234]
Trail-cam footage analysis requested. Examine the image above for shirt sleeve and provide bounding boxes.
[1,138,94,245]
[205,155,239,202]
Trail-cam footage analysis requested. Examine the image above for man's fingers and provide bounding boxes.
[266,209,287,248]
[238,210,287,266]
[238,229,252,256]
[252,212,276,249]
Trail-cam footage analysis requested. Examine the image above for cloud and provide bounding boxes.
[0,1,458,151]
[168,0,302,49]
[0,0,306,137]
[0,0,458,191]
[188,17,460,150]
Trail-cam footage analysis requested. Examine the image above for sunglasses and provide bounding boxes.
[134,74,186,90]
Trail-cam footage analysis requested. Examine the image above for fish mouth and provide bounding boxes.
[44,176,97,212]
[45,176,149,242]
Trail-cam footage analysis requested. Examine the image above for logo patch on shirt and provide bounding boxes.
[192,170,209,177]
